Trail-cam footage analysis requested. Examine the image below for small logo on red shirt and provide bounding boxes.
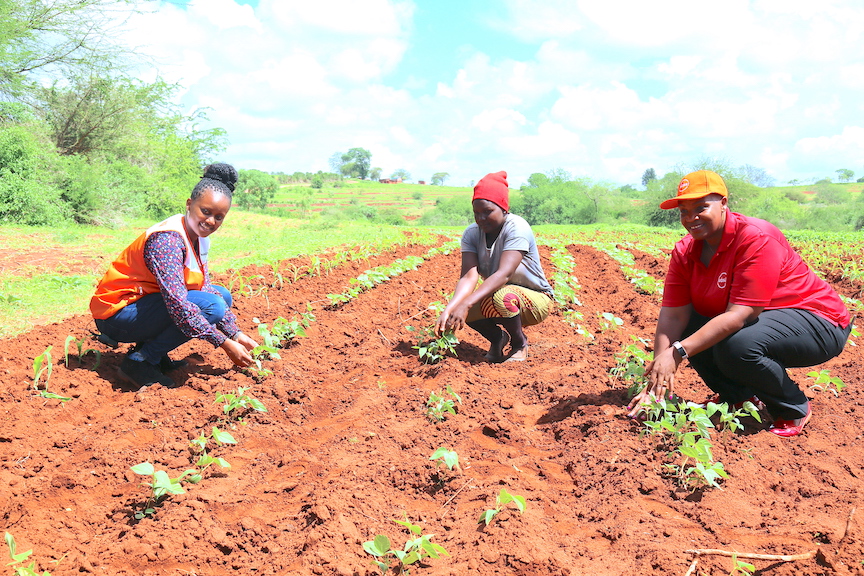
[678,179,690,193]
[717,272,728,289]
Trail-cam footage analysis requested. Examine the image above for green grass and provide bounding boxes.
[270,180,472,218]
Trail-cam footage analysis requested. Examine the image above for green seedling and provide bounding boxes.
[363,518,449,575]
[407,326,459,364]
[30,346,69,402]
[425,385,462,422]
[247,344,280,379]
[63,335,101,369]
[807,368,846,396]
[597,312,624,331]
[130,462,198,520]
[32,346,53,390]
[215,386,267,417]
[478,488,527,526]
[704,400,762,434]
[430,447,460,471]
[729,553,755,576]
[610,340,653,397]
[5,532,51,576]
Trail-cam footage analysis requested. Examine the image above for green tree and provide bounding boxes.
[835,168,854,183]
[369,166,382,181]
[391,168,410,181]
[641,168,656,187]
[235,169,278,210]
[431,172,449,185]
[338,147,372,179]
[737,164,775,187]
[0,0,138,96]
[35,74,173,156]
[0,123,68,224]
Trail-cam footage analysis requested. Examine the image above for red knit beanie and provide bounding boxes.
[472,171,509,212]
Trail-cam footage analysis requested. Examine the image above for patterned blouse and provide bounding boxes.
[143,231,240,347]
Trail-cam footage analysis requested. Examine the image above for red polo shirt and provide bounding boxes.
[662,211,850,327]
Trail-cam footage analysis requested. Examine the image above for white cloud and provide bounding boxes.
[115,0,864,187]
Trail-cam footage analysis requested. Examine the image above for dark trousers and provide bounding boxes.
[95,285,232,365]
[683,309,851,420]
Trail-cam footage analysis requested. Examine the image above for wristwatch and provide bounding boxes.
[671,341,689,359]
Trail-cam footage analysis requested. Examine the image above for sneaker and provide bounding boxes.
[695,394,765,411]
[118,356,176,388]
[158,355,188,373]
[768,405,812,438]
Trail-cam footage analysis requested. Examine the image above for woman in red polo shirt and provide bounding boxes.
[627,170,851,437]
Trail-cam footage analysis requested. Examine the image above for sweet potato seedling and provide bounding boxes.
[430,447,460,471]
[425,385,462,422]
[478,488,527,526]
[807,368,846,396]
[407,326,459,364]
[130,462,198,520]
[363,518,450,574]
[215,386,267,418]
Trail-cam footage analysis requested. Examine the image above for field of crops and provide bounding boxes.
[271,181,471,219]
[1,225,863,575]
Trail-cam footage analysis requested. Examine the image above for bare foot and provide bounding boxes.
[504,345,528,362]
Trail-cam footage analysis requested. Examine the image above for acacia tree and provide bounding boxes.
[391,168,410,182]
[0,0,138,96]
[431,172,449,185]
[338,147,371,179]
[836,168,854,183]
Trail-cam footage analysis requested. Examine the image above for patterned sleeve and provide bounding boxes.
[143,231,227,347]
[201,260,241,338]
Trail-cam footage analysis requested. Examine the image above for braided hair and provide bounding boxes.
[191,163,238,201]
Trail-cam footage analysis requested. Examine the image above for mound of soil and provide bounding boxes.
[1,237,862,575]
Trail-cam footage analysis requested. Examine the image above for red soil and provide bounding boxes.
[1,237,863,576]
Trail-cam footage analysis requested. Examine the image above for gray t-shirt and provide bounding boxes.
[460,214,554,296]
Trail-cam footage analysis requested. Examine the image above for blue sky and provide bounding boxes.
[126,0,864,187]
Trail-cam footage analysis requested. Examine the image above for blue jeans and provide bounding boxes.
[95,286,232,365]
[684,309,851,420]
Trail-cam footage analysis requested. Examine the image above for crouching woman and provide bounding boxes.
[435,171,554,362]
[90,163,258,388]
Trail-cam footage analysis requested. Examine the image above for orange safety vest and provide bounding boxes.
[90,214,210,319]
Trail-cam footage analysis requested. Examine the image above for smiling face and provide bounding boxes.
[678,194,727,246]
[472,198,507,235]
[184,187,231,241]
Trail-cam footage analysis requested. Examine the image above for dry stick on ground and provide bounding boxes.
[838,507,857,546]
[683,558,699,576]
[685,549,816,561]
[438,477,475,512]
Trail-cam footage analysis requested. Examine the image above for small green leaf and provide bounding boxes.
[363,535,390,557]
[131,462,155,476]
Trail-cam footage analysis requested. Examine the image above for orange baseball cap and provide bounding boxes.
[660,170,728,209]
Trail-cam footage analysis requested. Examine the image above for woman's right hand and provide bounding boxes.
[220,338,254,367]
[435,303,469,336]
[626,347,682,418]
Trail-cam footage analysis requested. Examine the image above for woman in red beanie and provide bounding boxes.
[627,170,851,437]
[435,171,554,362]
